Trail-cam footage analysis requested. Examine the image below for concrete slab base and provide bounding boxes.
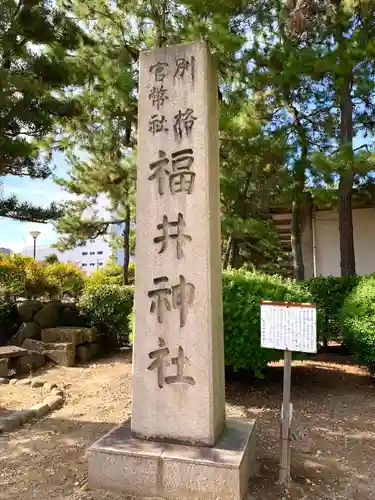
[87,418,257,500]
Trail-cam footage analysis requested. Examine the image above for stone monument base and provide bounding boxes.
[87,418,257,500]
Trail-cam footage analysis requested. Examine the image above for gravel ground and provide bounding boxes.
[0,350,374,500]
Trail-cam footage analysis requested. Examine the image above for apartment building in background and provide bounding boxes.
[22,236,112,273]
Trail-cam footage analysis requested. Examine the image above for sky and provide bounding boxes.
[0,152,70,253]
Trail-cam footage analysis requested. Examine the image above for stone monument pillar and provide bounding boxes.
[88,41,257,500]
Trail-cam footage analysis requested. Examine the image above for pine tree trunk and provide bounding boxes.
[338,77,355,276]
[223,236,232,270]
[291,200,304,281]
[339,171,355,276]
[123,207,130,285]
[285,94,307,282]
[230,239,238,269]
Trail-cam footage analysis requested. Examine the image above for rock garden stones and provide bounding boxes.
[10,322,41,346]
[17,300,43,323]
[41,327,97,344]
[33,303,61,329]
[0,376,65,433]
[0,358,9,377]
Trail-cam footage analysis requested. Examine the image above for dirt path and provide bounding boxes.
[0,351,374,500]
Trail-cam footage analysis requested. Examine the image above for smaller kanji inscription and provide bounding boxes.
[154,213,192,260]
[173,56,196,82]
[148,85,169,110]
[149,114,168,134]
[149,62,169,82]
[173,108,197,139]
[147,338,195,388]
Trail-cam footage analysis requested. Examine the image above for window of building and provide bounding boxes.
[90,251,95,255]
[82,252,88,255]
[90,263,95,266]
[98,262,103,267]
[81,263,87,267]
[97,251,103,255]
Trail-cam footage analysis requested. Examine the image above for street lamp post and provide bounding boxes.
[29,231,41,259]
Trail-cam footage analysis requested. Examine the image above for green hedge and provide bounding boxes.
[304,275,361,343]
[86,261,136,288]
[78,284,134,345]
[223,270,312,376]
[341,274,375,373]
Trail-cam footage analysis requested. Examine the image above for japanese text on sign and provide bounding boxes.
[260,301,317,353]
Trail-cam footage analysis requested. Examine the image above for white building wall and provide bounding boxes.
[314,207,375,277]
[22,236,112,274]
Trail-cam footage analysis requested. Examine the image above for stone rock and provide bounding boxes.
[17,300,42,322]
[44,394,63,411]
[31,378,46,388]
[45,299,64,309]
[13,409,36,424]
[9,378,17,385]
[33,303,61,329]
[0,414,21,432]
[0,377,9,385]
[0,358,8,377]
[77,343,100,364]
[31,402,50,417]
[22,338,46,353]
[76,345,90,364]
[16,378,32,386]
[44,344,76,367]
[42,382,57,394]
[22,338,76,366]
[41,327,97,344]
[9,322,41,346]
[0,345,28,359]
[12,352,45,374]
[51,388,64,397]
[62,307,86,327]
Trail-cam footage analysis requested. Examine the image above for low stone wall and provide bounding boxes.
[8,299,87,346]
[0,326,111,379]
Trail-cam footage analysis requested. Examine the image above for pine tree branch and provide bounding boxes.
[0,196,63,223]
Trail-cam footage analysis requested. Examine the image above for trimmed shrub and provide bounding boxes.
[305,275,361,343]
[0,256,26,297]
[44,262,86,298]
[78,284,134,344]
[341,274,375,373]
[223,270,313,376]
[86,261,123,287]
